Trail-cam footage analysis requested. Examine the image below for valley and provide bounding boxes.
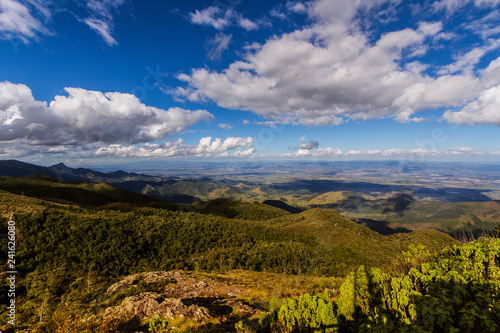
[2,159,499,237]
[0,159,499,332]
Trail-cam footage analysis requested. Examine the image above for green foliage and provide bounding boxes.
[149,315,169,333]
[491,224,500,238]
[190,198,290,221]
[0,177,458,329]
[259,238,500,332]
[258,290,337,332]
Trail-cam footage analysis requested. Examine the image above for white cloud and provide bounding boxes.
[441,54,500,125]
[0,81,214,145]
[300,139,320,150]
[287,2,308,14]
[196,136,254,153]
[230,148,256,157]
[287,137,320,156]
[83,18,117,46]
[433,0,500,13]
[176,3,481,125]
[85,0,127,21]
[307,0,394,25]
[443,84,500,125]
[466,10,500,39]
[189,6,231,30]
[448,146,477,154]
[218,123,233,130]
[95,136,255,158]
[174,0,500,127]
[270,7,287,20]
[80,0,128,46]
[188,6,259,31]
[269,2,308,22]
[283,145,491,158]
[237,16,258,31]
[207,33,232,60]
[481,56,500,86]
[439,40,500,75]
[0,0,50,41]
[0,0,128,45]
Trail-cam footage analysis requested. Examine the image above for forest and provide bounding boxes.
[0,175,498,332]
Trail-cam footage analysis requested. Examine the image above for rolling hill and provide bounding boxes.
[0,176,458,331]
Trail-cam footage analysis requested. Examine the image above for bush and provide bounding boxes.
[258,238,500,332]
[149,315,169,333]
[258,291,337,332]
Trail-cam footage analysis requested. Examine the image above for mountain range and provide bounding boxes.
[1,159,499,237]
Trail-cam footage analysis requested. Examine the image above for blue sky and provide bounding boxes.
[1,0,500,166]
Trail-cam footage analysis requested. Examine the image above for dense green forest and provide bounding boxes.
[0,176,497,332]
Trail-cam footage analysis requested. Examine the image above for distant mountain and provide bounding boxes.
[0,159,163,183]
[0,175,167,208]
[0,160,244,204]
[49,162,159,183]
[0,159,61,179]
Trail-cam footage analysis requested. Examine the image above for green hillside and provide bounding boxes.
[0,178,458,332]
[0,176,165,208]
[189,198,291,221]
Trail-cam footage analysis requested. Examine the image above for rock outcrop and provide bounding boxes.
[100,271,260,325]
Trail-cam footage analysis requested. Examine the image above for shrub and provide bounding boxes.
[258,238,500,332]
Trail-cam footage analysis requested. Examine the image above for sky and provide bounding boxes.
[1,0,500,166]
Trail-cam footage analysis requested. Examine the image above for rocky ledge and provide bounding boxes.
[98,271,260,328]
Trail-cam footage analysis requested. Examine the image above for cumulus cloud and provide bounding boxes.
[292,139,321,155]
[287,2,308,14]
[443,85,500,125]
[0,81,214,145]
[225,148,256,157]
[300,139,320,150]
[442,54,500,125]
[188,6,259,31]
[95,136,256,158]
[175,0,485,125]
[288,137,321,155]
